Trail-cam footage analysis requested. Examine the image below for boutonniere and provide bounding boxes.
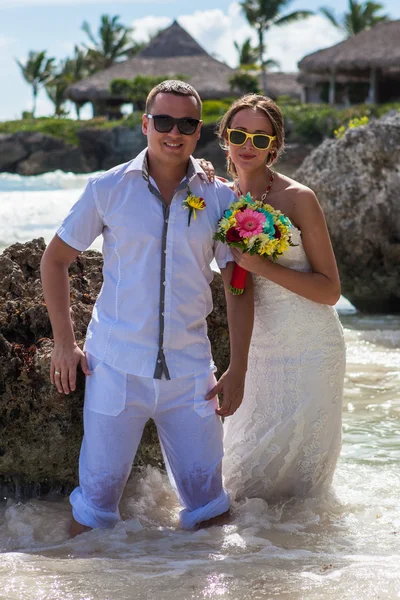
[182,186,206,226]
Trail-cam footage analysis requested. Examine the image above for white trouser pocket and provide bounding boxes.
[193,371,219,418]
[84,353,127,417]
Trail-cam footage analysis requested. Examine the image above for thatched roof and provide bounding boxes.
[138,20,206,58]
[261,72,302,99]
[298,20,400,75]
[67,20,234,103]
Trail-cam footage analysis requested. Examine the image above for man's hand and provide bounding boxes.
[205,368,246,417]
[51,344,90,395]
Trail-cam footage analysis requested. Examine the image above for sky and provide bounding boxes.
[0,0,399,120]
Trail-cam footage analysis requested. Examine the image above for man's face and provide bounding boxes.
[142,93,202,168]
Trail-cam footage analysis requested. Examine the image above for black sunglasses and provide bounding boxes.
[147,114,201,135]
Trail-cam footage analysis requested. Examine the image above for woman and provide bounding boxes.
[202,94,346,502]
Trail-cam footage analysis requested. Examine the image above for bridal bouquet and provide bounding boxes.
[214,192,294,295]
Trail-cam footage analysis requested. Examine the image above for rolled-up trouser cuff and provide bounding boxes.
[179,489,230,530]
[70,486,120,529]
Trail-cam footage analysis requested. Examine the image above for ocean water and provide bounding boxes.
[0,171,399,600]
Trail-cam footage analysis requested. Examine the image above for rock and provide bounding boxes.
[295,113,400,313]
[17,148,90,176]
[0,123,233,177]
[0,134,28,171]
[77,125,147,171]
[13,132,67,154]
[0,239,229,497]
[0,132,92,176]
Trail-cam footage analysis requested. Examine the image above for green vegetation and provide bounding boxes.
[319,0,389,37]
[110,75,188,111]
[334,115,369,138]
[0,116,130,145]
[15,14,148,119]
[282,102,400,144]
[233,38,259,69]
[81,14,145,72]
[228,72,260,95]
[16,51,56,117]
[1,101,398,146]
[240,0,313,93]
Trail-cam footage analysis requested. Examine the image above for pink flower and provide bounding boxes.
[235,209,266,238]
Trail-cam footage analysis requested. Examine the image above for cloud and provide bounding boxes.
[131,3,344,72]
[0,35,15,50]
[131,15,172,43]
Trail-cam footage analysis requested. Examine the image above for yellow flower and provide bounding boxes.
[183,191,207,226]
[219,217,232,232]
[185,194,206,212]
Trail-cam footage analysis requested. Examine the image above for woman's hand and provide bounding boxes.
[231,248,268,277]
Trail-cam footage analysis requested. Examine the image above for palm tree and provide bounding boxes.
[45,76,69,118]
[61,46,90,118]
[320,0,389,37]
[234,37,259,67]
[81,14,140,72]
[16,50,55,117]
[240,0,313,93]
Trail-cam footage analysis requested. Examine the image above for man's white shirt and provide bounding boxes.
[57,149,235,379]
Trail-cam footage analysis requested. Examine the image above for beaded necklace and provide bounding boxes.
[234,169,274,202]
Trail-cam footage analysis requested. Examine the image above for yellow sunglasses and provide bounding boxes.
[227,128,276,150]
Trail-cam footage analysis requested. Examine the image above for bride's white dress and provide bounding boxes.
[223,226,346,501]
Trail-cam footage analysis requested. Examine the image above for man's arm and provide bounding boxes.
[40,235,90,395]
[206,262,254,416]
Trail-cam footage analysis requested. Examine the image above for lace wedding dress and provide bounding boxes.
[223,226,346,501]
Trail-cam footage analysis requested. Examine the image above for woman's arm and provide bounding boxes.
[231,189,341,306]
[205,263,254,417]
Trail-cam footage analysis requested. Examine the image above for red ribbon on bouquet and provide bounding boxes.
[229,264,247,295]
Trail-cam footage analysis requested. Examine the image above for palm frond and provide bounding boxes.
[274,10,314,26]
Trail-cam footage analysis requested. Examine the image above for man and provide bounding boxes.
[41,80,253,537]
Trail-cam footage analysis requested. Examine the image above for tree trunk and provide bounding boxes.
[258,29,267,95]
[32,86,37,118]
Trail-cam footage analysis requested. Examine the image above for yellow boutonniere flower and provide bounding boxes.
[182,189,206,226]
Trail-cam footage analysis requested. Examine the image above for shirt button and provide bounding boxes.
[162,312,165,316]
[163,281,166,286]
[157,359,161,364]
[165,219,168,223]
[164,249,167,254]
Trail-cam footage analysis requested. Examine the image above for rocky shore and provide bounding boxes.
[295,112,400,313]
[0,239,229,497]
[0,123,313,178]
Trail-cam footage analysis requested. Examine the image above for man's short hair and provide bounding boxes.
[145,80,202,115]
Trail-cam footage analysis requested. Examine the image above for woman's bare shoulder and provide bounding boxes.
[274,172,315,198]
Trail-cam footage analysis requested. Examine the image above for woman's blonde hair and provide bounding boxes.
[218,94,285,178]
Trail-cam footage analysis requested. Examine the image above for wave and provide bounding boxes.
[0,170,103,192]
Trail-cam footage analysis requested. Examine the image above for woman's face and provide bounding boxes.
[227,108,275,174]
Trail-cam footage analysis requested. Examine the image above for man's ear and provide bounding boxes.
[196,120,203,141]
[142,113,149,136]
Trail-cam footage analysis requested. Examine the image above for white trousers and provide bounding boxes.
[70,354,230,529]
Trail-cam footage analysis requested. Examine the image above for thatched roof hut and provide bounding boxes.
[67,20,235,111]
[298,21,400,104]
[261,72,302,100]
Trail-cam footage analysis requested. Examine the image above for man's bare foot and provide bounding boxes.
[196,509,232,530]
[69,516,92,538]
